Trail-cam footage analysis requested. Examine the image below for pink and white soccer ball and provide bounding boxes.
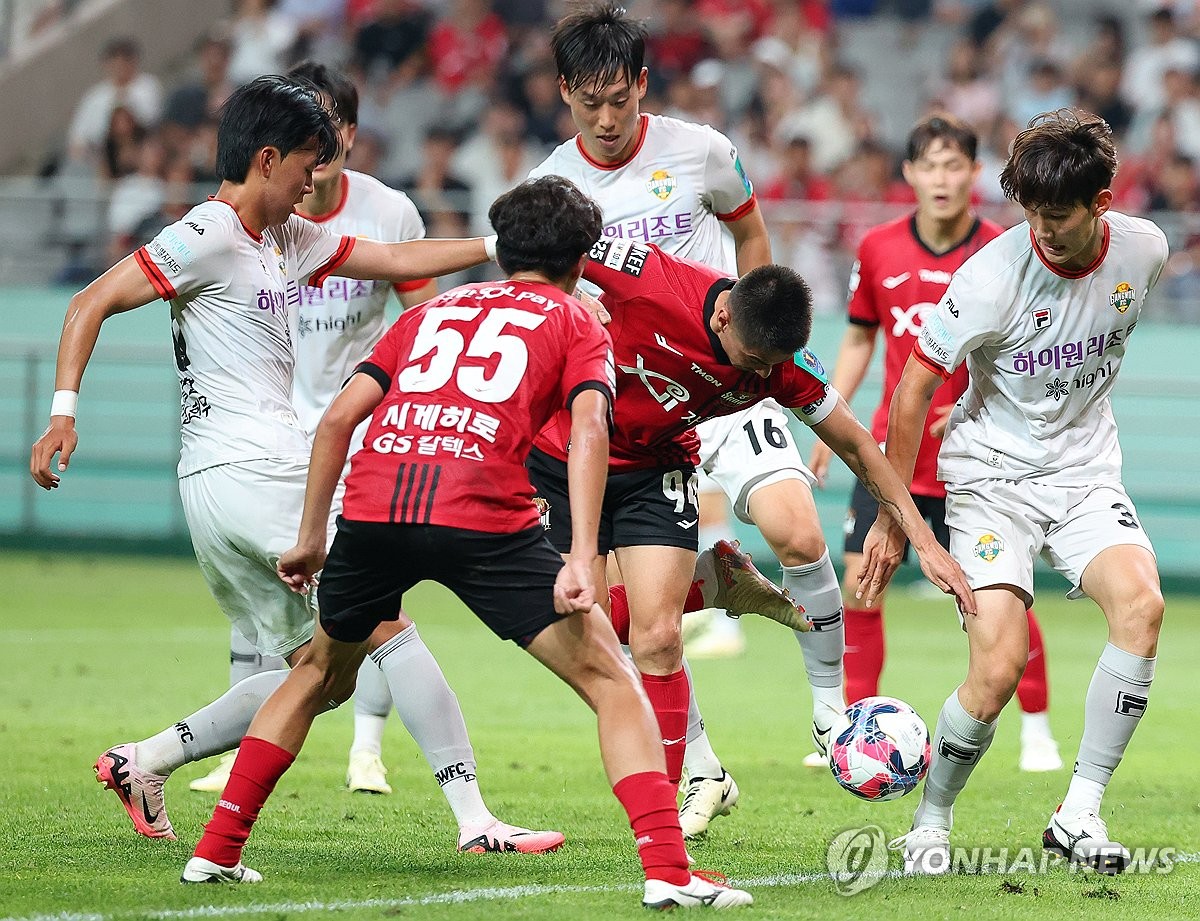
[828,696,931,801]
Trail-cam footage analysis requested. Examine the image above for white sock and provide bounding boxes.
[914,690,996,831]
[370,624,493,829]
[681,658,724,779]
[1020,710,1052,742]
[783,552,846,718]
[350,656,393,756]
[351,714,387,757]
[1060,776,1106,816]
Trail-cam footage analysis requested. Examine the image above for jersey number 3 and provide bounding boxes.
[397,306,546,403]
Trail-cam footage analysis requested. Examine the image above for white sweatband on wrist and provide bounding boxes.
[484,234,498,261]
[51,390,78,418]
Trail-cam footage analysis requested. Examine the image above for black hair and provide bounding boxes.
[906,112,978,162]
[999,108,1117,209]
[102,37,139,60]
[488,176,603,281]
[288,60,359,127]
[552,2,646,94]
[728,265,813,355]
[214,75,341,183]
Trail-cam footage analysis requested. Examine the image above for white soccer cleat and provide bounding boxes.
[180,856,263,884]
[678,770,739,838]
[189,751,236,793]
[643,871,753,909]
[683,610,746,659]
[801,750,827,769]
[346,750,393,794]
[696,539,810,632]
[1019,734,1063,772]
[889,825,952,875]
[1043,805,1129,874]
[457,819,566,854]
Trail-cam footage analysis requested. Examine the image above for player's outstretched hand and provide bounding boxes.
[575,289,611,325]
[857,514,905,606]
[277,543,326,595]
[808,441,834,489]
[913,541,976,617]
[554,555,596,615]
[30,418,78,490]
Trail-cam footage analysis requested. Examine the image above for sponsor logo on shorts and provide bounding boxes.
[533,496,551,530]
[973,533,1003,562]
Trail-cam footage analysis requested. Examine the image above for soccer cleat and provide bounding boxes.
[1019,734,1064,772]
[94,743,176,840]
[643,870,753,909]
[678,770,739,838]
[457,819,566,854]
[346,750,393,794]
[697,539,810,632]
[683,610,747,659]
[180,856,263,883]
[889,825,951,875]
[1043,805,1129,874]
[801,750,827,769]
[189,751,236,793]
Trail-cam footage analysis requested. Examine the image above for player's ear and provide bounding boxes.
[258,146,278,179]
[901,159,915,186]
[559,75,572,105]
[1092,189,1113,218]
[636,67,648,99]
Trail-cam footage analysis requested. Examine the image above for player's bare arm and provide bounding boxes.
[807,396,975,615]
[29,255,160,489]
[557,388,611,615]
[278,372,384,593]
[809,322,878,487]
[727,205,772,276]
[397,280,438,309]
[339,237,492,286]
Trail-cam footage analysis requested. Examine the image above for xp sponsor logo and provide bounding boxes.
[973,532,1003,563]
[646,168,677,200]
[1110,282,1135,314]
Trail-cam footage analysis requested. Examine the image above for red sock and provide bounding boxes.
[192,736,295,868]
[612,771,691,885]
[639,669,690,784]
[1016,608,1049,713]
[843,606,884,704]
[608,584,631,645]
[684,580,705,613]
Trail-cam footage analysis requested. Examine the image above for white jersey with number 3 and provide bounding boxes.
[529,113,755,276]
[136,200,352,477]
[916,210,1168,485]
[291,169,427,434]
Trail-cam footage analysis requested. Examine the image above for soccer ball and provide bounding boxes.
[828,696,931,801]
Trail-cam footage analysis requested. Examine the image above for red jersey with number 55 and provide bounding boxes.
[847,214,1002,496]
[534,241,836,471]
[342,281,614,532]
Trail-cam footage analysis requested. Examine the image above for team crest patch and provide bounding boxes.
[274,245,286,273]
[1110,282,1135,313]
[533,496,551,530]
[973,533,1004,563]
[646,169,677,200]
[793,347,828,383]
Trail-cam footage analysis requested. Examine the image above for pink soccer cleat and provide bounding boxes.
[94,743,176,840]
[457,819,565,854]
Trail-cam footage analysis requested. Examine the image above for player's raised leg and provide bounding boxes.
[1044,544,1161,874]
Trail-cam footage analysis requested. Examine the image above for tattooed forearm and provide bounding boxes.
[849,456,908,531]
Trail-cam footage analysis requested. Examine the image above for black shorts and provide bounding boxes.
[317,518,566,647]
[526,448,698,555]
[843,479,950,558]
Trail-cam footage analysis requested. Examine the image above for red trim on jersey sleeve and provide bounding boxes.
[308,235,357,288]
[912,345,952,380]
[134,246,177,300]
[1029,220,1110,279]
[295,173,349,224]
[574,114,649,171]
[715,193,757,223]
[394,278,432,293]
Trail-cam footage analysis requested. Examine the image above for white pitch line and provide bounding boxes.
[4,855,1196,921]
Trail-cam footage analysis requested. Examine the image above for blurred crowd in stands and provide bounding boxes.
[42,0,1200,315]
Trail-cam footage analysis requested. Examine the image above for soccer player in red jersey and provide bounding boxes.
[528,239,977,786]
[182,177,755,909]
[808,114,1061,773]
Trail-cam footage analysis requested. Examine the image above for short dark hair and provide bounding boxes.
[102,37,139,60]
[728,265,813,355]
[215,75,341,183]
[999,109,1117,209]
[489,176,603,281]
[288,60,359,127]
[552,2,646,94]
[907,112,978,162]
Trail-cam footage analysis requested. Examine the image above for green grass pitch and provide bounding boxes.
[1,551,1197,920]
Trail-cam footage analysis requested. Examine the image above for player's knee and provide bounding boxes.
[769,529,827,568]
[629,619,683,671]
[968,654,1025,720]
[1111,584,1164,654]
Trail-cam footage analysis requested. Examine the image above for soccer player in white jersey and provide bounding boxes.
[30,75,558,856]
[181,63,564,856]
[872,110,1168,875]
[531,2,850,838]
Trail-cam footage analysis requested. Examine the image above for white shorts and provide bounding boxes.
[180,457,318,658]
[696,399,816,523]
[946,478,1156,603]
